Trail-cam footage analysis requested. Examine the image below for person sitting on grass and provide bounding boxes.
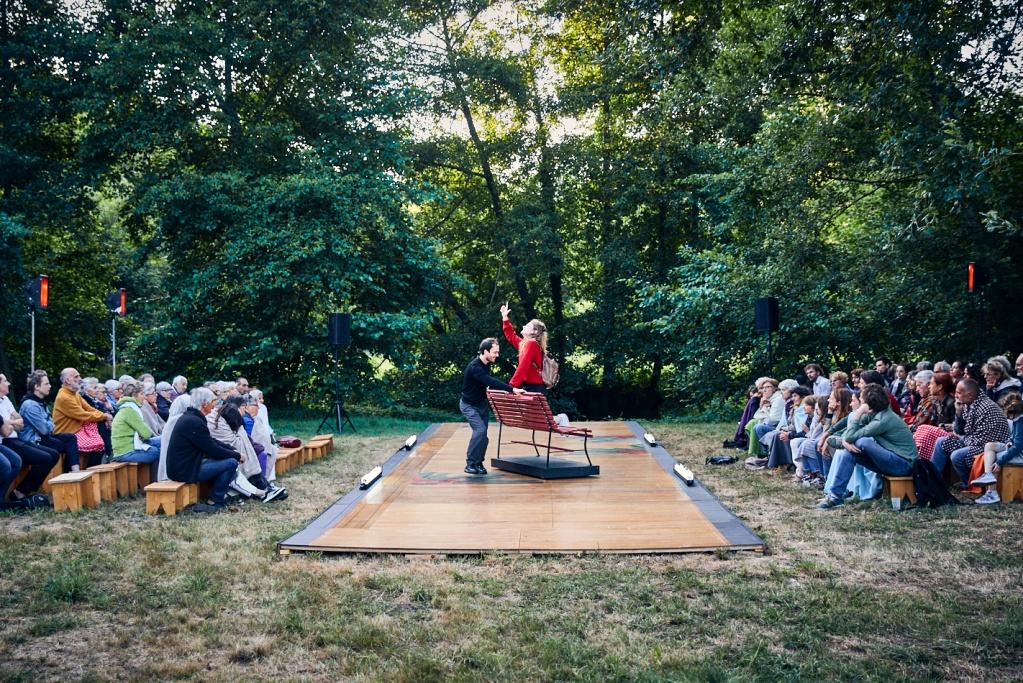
[109,381,161,481]
[746,379,781,459]
[931,378,1010,484]
[726,383,761,449]
[817,384,918,509]
[828,371,849,394]
[805,364,831,396]
[766,386,812,470]
[789,395,820,481]
[859,369,901,412]
[757,379,801,458]
[165,388,242,513]
[970,396,1023,505]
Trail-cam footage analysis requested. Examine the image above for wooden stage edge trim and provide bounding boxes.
[277,421,767,557]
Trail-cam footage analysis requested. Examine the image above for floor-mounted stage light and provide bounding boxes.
[404,435,417,450]
[674,462,695,486]
[359,466,383,490]
[643,432,657,446]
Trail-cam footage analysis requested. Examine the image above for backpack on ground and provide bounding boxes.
[911,458,960,508]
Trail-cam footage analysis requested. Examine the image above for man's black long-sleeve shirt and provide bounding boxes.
[460,357,515,407]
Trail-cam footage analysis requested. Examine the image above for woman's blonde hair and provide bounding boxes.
[526,319,548,354]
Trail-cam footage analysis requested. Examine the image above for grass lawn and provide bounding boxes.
[1,415,1021,682]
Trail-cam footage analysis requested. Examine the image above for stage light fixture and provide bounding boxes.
[404,435,417,450]
[359,466,382,489]
[673,462,695,486]
[644,432,657,446]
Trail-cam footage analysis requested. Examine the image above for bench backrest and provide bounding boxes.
[486,390,557,431]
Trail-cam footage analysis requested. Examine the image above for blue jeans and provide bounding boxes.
[930,436,973,480]
[753,421,777,444]
[114,445,160,481]
[0,444,23,501]
[196,458,238,504]
[825,437,913,498]
[459,400,489,467]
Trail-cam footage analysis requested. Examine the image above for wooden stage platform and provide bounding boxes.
[278,421,765,556]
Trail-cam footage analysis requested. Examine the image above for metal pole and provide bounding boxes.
[30,309,36,372]
[111,316,117,378]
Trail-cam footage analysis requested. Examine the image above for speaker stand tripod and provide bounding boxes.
[318,345,356,433]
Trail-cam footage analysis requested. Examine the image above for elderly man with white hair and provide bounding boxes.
[170,375,188,399]
[165,388,242,512]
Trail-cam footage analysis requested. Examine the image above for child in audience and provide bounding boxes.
[970,396,1023,504]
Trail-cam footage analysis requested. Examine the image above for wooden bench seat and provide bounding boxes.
[275,447,300,474]
[882,475,916,511]
[144,481,198,516]
[997,463,1023,503]
[49,471,102,512]
[485,390,596,478]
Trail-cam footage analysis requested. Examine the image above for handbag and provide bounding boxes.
[278,436,301,448]
[76,420,105,453]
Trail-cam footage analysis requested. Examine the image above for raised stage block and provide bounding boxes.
[50,471,102,512]
[492,456,599,480]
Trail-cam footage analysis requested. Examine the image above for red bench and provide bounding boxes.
[486,390,594,469]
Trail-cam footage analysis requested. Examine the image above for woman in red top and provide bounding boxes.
[499,303,549,395]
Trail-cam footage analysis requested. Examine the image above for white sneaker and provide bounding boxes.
[971,472,997,486]
[229,472,265,498]
[975,490,1001,505]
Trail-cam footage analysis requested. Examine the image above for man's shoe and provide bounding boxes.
[975,490,1001,505]
[476,464,488,475]
[816,494,844,509]
[194,501,226,514]
[971,472,997,486]
[464,465,480,475]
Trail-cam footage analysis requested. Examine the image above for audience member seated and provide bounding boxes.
[805,364,831,396]
[171,375,188,399]
[16,370,77,474]
[767,386,811,469]
[0,417,24,509]
[109,381,161,480]
[795,396,827,485]
[933,360,951,374]
[53,367,110,468]
[982,356,1020,403]
[849,368,864,393]
[757,379,800,459]
[817,384,918,509]
[103,380,122,412]
[932,378,1010,484]
[916,360,933,371]
[890,364,909,399]
[728,381,765,450]
[158,395,192,482]
[746,379,782,459]
[1016,353,1023,381]
[139,383,166,436]
[874,357,895,386]
[81,377,114,459]
[165,388,241,513]
[241,394,286,498]
[899,371,919,417]
[155,382,173,421]
[248,389,281,484]
[859,369,901,412]
[207,396,283,502]
[970,396,1023,505]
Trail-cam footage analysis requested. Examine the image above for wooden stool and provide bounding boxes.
[276,447,298,474]
[883,476,916,511]
[122,462,139,495]
[144,481,197,515]
[90,462,131,497]
[998,464,1023,503]
[49,472,101,512]
[85,465,117,502]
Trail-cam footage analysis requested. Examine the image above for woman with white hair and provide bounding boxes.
[170,375,188,399]
[110,381,160,480]
[157,394,191,481]
[139,382,165,437]
[983,356,1021,402]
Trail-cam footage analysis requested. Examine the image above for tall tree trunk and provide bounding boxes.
[533,95,564,359]
[441,19,535,320]
[599,96,615,391]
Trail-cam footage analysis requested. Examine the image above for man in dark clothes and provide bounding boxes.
[460,338,525,475]
[166,387,242,512]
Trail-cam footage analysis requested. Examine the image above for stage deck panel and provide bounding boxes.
[279,421,765,555]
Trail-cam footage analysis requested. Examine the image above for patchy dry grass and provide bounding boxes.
[2,417,1021,681]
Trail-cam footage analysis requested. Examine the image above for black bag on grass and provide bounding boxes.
[706,454,738,465]
[911,458,960,508]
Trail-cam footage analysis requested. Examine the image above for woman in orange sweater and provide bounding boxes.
[499,303,549,395]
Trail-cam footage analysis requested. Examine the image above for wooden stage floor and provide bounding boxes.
[278,421,765,555]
